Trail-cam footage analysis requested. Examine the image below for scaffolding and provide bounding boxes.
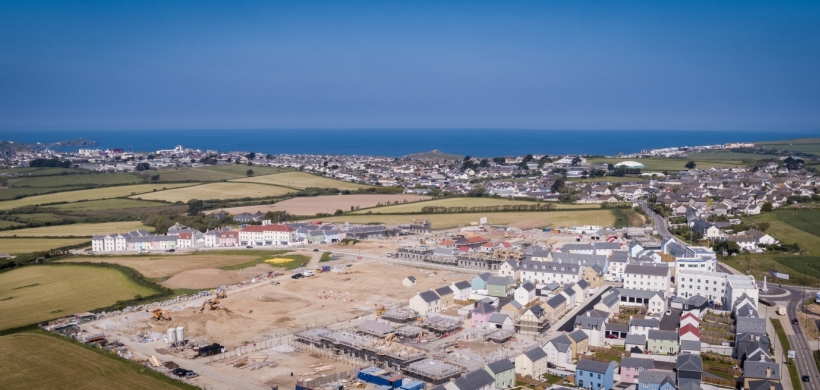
[423,315,462,334]
[487,330,514,343]
[382,308,418,324]
[404,358,464,385]
[295,328,426,369]
[356,320,395,338]
[396,325,423,338]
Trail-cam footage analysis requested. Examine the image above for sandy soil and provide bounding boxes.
[162,264,274,289]
[209,194,430,216]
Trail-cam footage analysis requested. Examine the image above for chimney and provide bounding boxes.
[766,367,772,377]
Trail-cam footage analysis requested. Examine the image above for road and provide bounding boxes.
[783,284,820,390]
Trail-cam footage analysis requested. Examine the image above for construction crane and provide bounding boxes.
[151,309,171,321]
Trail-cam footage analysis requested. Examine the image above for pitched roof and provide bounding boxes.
[548,334,572,351]
[486,276,509,286]
[625,333,646,346]
[568,329,588,342]
[435,286,454,296]
[546,294,566,308]
[485,358,515,374]
[576,358,611,374]
[454,369,495,390]
[418,290,440,303]
[620,357,655,370]
[638,370,676,386]
[523,347,548,362]
[453,280,471,290]
[676,353,703,371]
[624,264,670,277]
[648,329,678,341]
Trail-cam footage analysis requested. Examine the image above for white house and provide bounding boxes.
[239,222,296,247]
[515,348,548,379]
[403,276,417,287]
[450,280,472,301]
[628,317,660,337]
[409,291,440,316]
[543,334,573,369]
[623,264,671,296]
[520,260,582,285]
[498,259,520,280]
[514,282,537,306]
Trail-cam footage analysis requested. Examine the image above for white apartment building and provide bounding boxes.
[238,222,296,246]
[725,274,759,311]
[623,264,671,296]
[676,270,758,310]
[674,249,717,276]
[519,260,582,285]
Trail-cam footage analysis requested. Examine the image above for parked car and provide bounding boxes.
[605,334,618,339]
[665,309,672,316]
[668,295,676,301]
[246,245,252,249]
[167,249,175,253]
[185,372,199,379]
[291,273,303,279]
[313,248,319,252]
[303,270,315,277]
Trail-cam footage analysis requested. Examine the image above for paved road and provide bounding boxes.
[782,285,820,390]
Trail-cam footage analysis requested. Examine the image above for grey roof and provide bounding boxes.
[680,340,702,351]
[552,252,608,268]
[485,358,515,374]
[625,334,646,346]
[736,317,768,335]
[454,369,495,390]
[585,309,610,319]
[474,302,495,315]
[561,243,593,252]
[621,357,655,370]
[544,282,561,291]
[562,284,576,296]
[486,276,509,286]
[526,304,544,318]
[476,272,491,281]
[629,318,660,328]
[418,290,440,303]
[568,329,588,343]
[548,334,572,351]
[610,250,629,263]
[600,292,620,307]
[574,315,605,330]
[685,295,708,306]
[678,382,704,390]
[488,313,509,324]
[638,370,676,386]
[435,286,454,296]
[615,288,664,300]
[520,260,580,274]
[624,264,670,277]
[503,259,518,269]
[594,242,622,249]
[744,360,780,380]
[406,276,416,282]
[453,280,471,290]
[648,329,678,341]
[576,279,589,290]
[676,353,703,371]
[576,358,611,374]
[519,281,536,292]
[746,380,783,390]
[523,347,548,362]
[546,294,566,308]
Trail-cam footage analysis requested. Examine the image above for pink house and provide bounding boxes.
[218,231,239,247]
[619,357,655,383]
[471,302,496,327]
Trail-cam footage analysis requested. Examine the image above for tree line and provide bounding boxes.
[419,203,556,214]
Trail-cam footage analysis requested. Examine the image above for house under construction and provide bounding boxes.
[422,316,462,335]
[295,328,426,369]
[382,308,418,324]
[403,358,464,385]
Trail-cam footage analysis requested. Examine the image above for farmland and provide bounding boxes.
[314,209,614,229]
[7,172,143,188]
[0,238,90,254]
[236,171,371,190]
[585,157,751,171]
[757,137,820,154]
[47,198,167,211]
[0,183,194,210]
[0,265,159,330]
[745,211,820,254]
[0,332,195,389]
[350,197,597,214]
[0,221,150,237]
[155,164,291,182]
[134,182,293,202]
[211,194,431,216]
[776,210,820,238]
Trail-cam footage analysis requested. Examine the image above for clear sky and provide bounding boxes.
[1,1,819,131]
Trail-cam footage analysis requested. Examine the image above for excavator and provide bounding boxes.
[151,309,172,321]
[216,290,227,299]
[200,298,220,312]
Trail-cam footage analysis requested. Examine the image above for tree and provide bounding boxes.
[246,169,254,177]
[522,154,534,163]
[571,156,582,166]
[0,178,7,187]
[757,222,771,232]
[492,157,506,165]
[135,162,151,171]
[551,177,565,193]
[761,202,773,212]
[187,199,204,216]
[467,185,487,197]
[684,161,697,169]
[150,174,160,182]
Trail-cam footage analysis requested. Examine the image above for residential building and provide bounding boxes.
[647,330,679,355]
[575,359,616,390]
[409,291,440,316]
[620,357,655,384]
[676,353,703,388]
[543,334,573,368]
[484,359,515,389]
[515,348,548,379]
[517,305,549,335]
[623,264,671,296]
[637,370,676,390]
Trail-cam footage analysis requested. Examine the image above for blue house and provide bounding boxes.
[637,370,676,390]
[575,359,615,390]
[472,272,492,290]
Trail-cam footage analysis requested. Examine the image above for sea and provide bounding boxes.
[1,129,818,157]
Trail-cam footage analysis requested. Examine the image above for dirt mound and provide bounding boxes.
[162,269,252,289]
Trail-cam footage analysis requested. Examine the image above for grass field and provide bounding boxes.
[47,198,168,211]
[155,164,291,182]
[758,137,820,154]
[0,238,89,253]
[586,157,751,171]
[0,185,90,201]
[7,172,143,188]
[0,167,88,176]
[315,209,614,229]
[235,171,370,190]
[349,197,597,214]
[134,182,293,202]
[0,332,195,389]
[745,211,820,254]
[0,265,159,330]
[777,210,820,238]
[0,220,23,229]
[0,183,194,210]
[0,221,150,237]
[64,250,291,278]
[611,208,643,228]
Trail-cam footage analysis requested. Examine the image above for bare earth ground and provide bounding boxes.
[62,253,270,279]
[162,264,276,289]
[209,194,431,216]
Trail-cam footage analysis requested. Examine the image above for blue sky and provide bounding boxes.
[1,1,819,131]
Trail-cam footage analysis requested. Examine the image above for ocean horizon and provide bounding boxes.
[2,129,818,157]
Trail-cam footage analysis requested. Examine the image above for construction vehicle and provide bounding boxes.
[200,299,220,312]
[376,308,386,316]
[216,290,227,299]
[152,309,172,321]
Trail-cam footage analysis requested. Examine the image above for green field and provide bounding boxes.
[0,167,88,176]
[47,198,168,211]
[0,183,194,210]
[757,137,820,154]
[0,221,150,237]
[0,238,90,254]
[0,332,196,389]
[349,197,596,214]
[7,172,143,188]
[134,182,293,202]
[154,164,291,182]
[0,186,90,201]
[0,220,23,229]
[745,211,820,254]
[776,210,820,238]
[314,209,614,229]
[0,265,160,330]
[235,171,370,190]
[586,157,751,171]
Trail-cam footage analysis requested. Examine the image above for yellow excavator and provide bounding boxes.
[200,298,220,312]
[152,309,172,321]
[216,290,227,299]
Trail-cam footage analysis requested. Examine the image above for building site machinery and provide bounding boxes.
[200,299,220,313]
[216,290,227,299]
[152,309,172,321]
